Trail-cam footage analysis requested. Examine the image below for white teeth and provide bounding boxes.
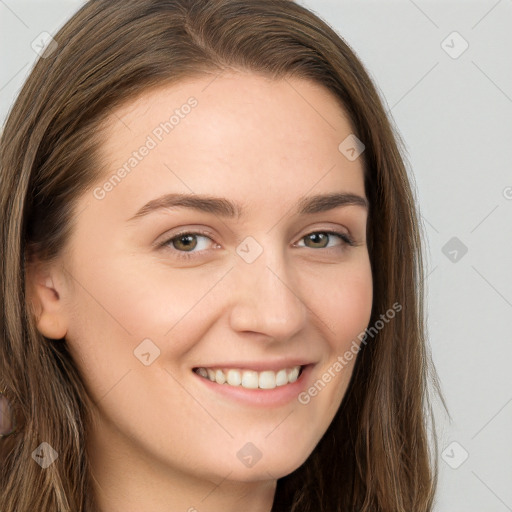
[195,365,303,389]
[259,371,276,389]
[275,369,288,387]
[241,370,259,389]
[288,366,300,383]
[226,369,241,386]
[215,369,226,385]
[197,367,208,378]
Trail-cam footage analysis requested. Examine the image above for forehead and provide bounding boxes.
[93,72,366,217]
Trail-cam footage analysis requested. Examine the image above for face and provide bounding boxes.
[31,73,372,491]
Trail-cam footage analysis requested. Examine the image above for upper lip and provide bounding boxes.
[193,359,314,372]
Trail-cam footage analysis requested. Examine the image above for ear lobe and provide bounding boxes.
[26,266,68,340]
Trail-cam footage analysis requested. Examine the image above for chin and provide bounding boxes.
[224,448,313,483]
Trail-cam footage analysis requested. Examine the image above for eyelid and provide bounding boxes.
[154,227,216,248]
[295,229,354,247]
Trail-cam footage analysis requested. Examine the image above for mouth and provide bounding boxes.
[193,365,305,390]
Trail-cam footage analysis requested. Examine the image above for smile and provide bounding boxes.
[193,365,303,390]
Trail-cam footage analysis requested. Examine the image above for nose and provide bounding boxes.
[227,248,308,342]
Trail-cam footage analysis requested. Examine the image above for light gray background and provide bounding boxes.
[1,1,511,510]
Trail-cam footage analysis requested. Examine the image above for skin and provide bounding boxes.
[27,72,373,512]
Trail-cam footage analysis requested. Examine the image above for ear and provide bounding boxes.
[25,261,68,340]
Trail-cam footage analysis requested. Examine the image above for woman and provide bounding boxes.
[0,0,445,510]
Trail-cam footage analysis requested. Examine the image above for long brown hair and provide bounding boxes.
[0,0,445,510]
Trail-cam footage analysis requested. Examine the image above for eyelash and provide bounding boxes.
[158,228,356,261]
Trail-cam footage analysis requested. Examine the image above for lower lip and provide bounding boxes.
[192,364,313,407]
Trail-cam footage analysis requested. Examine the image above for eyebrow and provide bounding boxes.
[127,191,368,222]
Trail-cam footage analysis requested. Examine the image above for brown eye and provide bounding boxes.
[299,230,354,250]
[303,232,330,249]
[158,230,217,261]
[171,234,199,252]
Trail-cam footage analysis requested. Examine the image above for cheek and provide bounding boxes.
[297,260,373,413]
[64,251,199,346]
[332,278,373,350]
[62,254,237,409]
[308,257,374,349]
